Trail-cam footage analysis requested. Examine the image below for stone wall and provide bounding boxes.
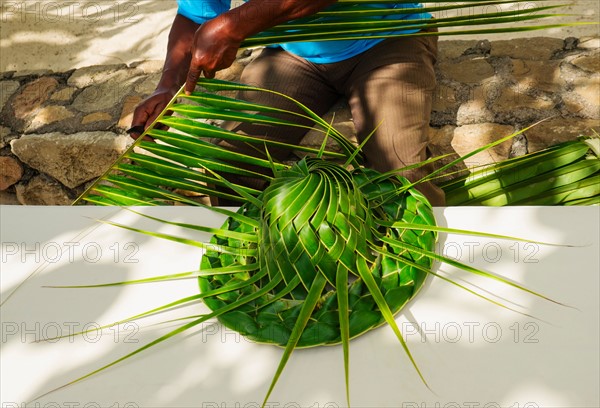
[1,37,598,205]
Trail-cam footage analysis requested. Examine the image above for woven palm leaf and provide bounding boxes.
[200,161,436,348]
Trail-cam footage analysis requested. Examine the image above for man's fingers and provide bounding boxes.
[128,126,154,142]
[185,65,202,95]
[130,107,150,139]
[126,125,144,136]
[130,98,165,140]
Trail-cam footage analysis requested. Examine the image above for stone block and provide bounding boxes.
[491,37,563,60]
[11,131,132,188]
[495,88,554,112]
[569,77,600,119]
[134,73,161,95]
[511,59,565,93]
[215,60,245,83]
[129,60,164,74]
[452,123,515,168]
[0,156,23,190]
[0,126,13,149]
[573,76,600,104]
[578,37,600,50]
[82,112,113,125]
[525,118,600,152]
[570,51,600,73]
[27,106,75,132]
[67,64,129,88]
[438,58,494,84]
[15,175,72,205]
[0,191,20,205]
[71,76,141,113]
[456,97,494,125]
[12,70,52,78]
[12,77,58,119]
[437,40,479,60]
[432,85,458,112]
[51,87,77,102]
[509,134,528,158]
[0,81,20,112]
[427,125,463,180]
[236,47,262,66]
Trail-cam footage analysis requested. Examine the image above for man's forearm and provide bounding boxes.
[182,0,337,93]
[218,0,338,43]
[157,14,199,92]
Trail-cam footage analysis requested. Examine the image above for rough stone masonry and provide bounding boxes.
[0,37,599,205]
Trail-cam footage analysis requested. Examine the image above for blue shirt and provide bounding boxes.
[176,0,430,64]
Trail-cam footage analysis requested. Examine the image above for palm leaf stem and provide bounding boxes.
[30,271,281,403]
[356,256,431,389]
[379,222,571,247]
[39,270,268,342]
[261,273,328,407]
[244,15,578,46]
[118,208,258,241]
[336,264,351,406]
[259,5,567,32]
[45,263,260,288]
[371,245,542,320]
[95,219,257,256]
[379,236,564,305]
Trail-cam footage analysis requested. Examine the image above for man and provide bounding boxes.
[130,0,445,205]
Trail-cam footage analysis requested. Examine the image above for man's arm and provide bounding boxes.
[160,14,200,93]
[131,1,337,138]
[130,14,198,139]
[184,0,337,93]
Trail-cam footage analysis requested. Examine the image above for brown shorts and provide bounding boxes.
[221,29,444,205]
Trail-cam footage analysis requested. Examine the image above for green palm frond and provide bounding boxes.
[243,0,592,46]
[31,1,597,405]
[441,137,600,205]
[76,79,365,206]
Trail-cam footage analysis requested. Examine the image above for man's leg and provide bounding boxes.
[343,33,445,206]
[217,47,340,198]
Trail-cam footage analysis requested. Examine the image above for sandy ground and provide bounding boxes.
[1,0,599,73]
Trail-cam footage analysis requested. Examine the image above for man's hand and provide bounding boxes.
[129,14,198,140]
[129,88,177,140]
[184,17,241,95]
[183,1,337,94]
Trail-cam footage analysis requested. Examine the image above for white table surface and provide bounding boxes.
[1,206,599,408]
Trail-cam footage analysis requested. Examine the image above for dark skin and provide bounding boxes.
[130,0,337,139]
